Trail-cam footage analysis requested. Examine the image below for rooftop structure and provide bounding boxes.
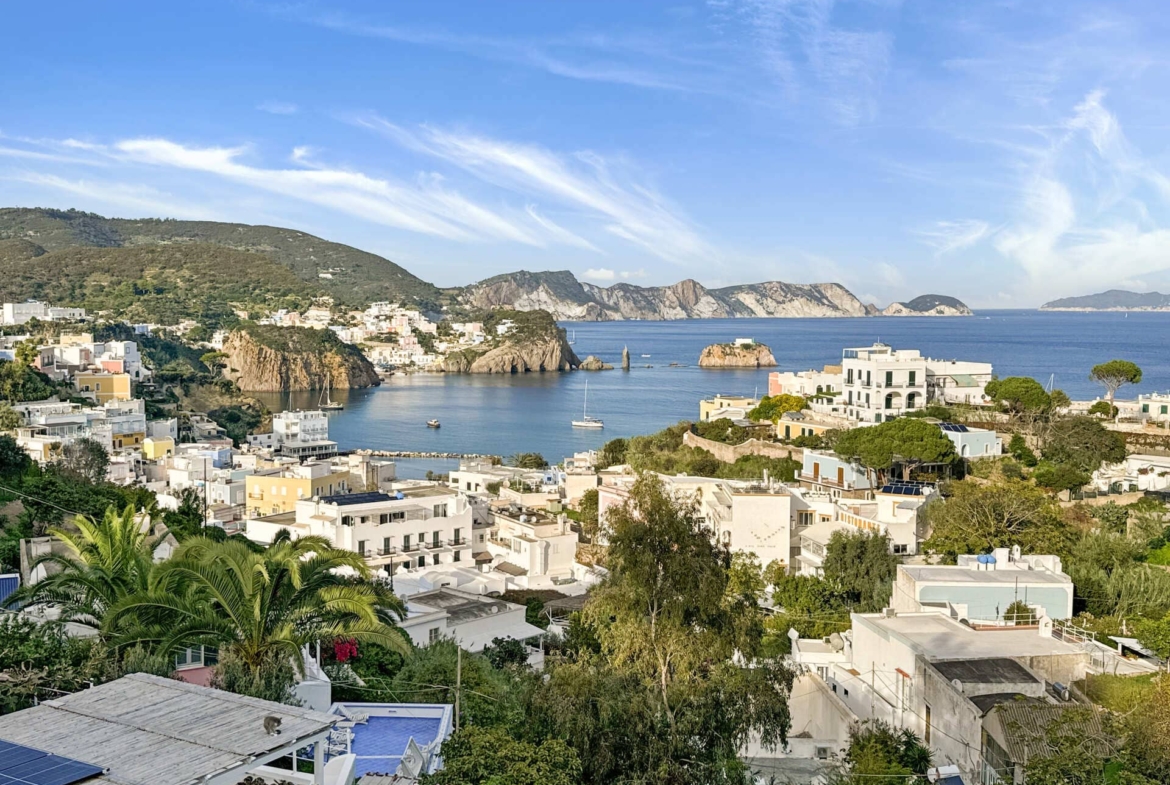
[894,549,1073,621]
[328,702,453,780]
[0,673,336,785]
[400,588,545,664]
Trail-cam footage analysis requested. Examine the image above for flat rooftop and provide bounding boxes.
[933,658,1038,685]
[856,612,1084,660]
[900,565,1070,585]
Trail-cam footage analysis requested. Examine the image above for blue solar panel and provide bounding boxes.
[0,741,103,785]
[879,481,932,496]
[939,422,970,433]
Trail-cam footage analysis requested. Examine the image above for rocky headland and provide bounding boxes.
[220,325,381,392]
[442,311,580,373]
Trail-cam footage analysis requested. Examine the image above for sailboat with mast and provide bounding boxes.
[319,378,343,411]
[571,380,604,428]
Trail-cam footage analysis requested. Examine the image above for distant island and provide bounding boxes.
[458,270,972,321]
[1041,290,1170,311]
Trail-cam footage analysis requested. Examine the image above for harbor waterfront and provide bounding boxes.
[253,309,1170,460]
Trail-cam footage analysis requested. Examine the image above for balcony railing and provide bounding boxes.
[377,547,399,556]
[402,544,420,553]
[448,537,467,546]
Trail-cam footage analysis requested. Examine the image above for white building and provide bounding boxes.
[790,610,1090,784]
[1092,452,1170,493]
[937,422,1002,459]
[398,588,546,666]
[245,486,475,576]
[768,365,844,398]
[799,450,874,499]
[1,301,86,325]
[841,344,992,424]
[487,504,578,589]
[597,473,836,573]
[892,549,1073,622]
[248,409,338,460]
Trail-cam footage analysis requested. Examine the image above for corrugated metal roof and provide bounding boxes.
[0,674,336,785]
[988,704,1111,763]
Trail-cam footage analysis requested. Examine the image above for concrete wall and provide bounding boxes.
[917,584,1072,621]
[920,661,988,778]
[682,430,802,466]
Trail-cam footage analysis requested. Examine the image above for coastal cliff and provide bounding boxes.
[442,310,581,373]
[461,270,869,320]
[698,342,777,368]
[221,325,381,391]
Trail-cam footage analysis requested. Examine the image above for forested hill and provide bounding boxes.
[0,208,441,307]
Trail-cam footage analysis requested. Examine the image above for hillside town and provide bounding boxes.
[0,294,1163,785]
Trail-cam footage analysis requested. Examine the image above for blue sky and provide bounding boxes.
[3,1,1170,307]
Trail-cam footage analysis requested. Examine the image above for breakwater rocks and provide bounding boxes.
[351,449,501,461]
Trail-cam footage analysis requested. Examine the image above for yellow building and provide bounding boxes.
[698,394,759,422]
[777,413,837,441]
[142,437,175,460]
[245,462,351,516]
[75,372,132,403]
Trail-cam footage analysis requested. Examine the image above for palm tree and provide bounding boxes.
[105,535,409,674]
[11,505,166,630]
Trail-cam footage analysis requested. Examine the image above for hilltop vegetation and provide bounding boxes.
[0,241,316,328]
[0,208,442,307]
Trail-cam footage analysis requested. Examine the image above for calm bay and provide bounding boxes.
[252,310,1170,475]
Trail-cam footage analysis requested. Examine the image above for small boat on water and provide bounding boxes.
[641,354,651,358]
[427,419,441,428]
[319,386,343,411]
[572,380,604,429]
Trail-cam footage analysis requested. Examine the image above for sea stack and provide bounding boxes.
[621,345,630,371]
[697,339,777,369]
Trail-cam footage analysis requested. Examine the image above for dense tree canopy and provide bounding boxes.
[985,376,1051,415]
[822,530,899,612]
[833,418,956,481]
[747,394,806,422]
[922,480,1075,561]
[1041,416,1127,473]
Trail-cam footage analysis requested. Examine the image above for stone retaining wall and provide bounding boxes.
[682,430,803,463]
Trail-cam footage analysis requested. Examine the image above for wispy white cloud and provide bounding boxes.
[708,0,894,124]
[915,219,992,256]
[257,100,299,115]
[355,116,714,264]
[11,173,224,220]
[582,268,617,281]
[299,11,705,92]
[988,91,1170,299]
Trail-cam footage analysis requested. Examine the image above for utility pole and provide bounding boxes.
[455,646,462,733]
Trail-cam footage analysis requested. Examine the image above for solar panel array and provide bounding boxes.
[879,481,931,496]
[939,422,970,433]
[0,741,103,785]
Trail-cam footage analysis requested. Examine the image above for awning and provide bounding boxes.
[493,561,528,577]
[472,551,493,563]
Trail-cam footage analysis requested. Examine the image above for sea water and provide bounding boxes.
[252,310,1170,464]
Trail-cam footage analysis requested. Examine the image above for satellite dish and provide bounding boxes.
[952,678,964,693]
[829,633,845,651]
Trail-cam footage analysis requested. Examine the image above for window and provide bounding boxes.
[357,540,366,556]
[403,534,411,548]
[432,553,440,565]
[1143,403,1150,413]
[382,537,391,553]
[428,627,440,643]
[453,549,461,562]
[892,543,909,555]
[846,368,854,384]
[908,370,916,385]
[418,556,425,568]
[1162,405,1168,415]
[453,527,462,543]
[924,704,932,744]
[885,370,893,386]
[815,747,831,760]
[342,515,353,526]
[433,503,448,518]
[432,532,440,547]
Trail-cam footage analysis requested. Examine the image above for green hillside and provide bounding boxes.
[0,243,317,328]
[0,208,441,307]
